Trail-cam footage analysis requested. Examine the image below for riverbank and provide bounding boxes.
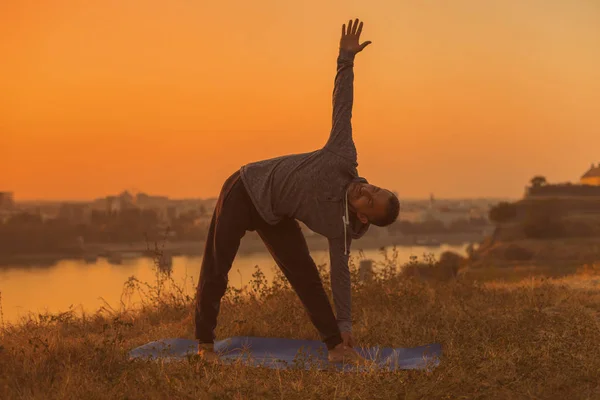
[2,263,600,399]
[0,232,481,267]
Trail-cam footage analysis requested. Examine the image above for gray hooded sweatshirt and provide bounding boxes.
[240,48,368,332]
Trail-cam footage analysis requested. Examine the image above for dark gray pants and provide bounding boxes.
[194,170,343,350]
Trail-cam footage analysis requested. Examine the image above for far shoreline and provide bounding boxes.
[0,232,480,268]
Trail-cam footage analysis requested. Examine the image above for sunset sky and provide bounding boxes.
[2,0,599,201]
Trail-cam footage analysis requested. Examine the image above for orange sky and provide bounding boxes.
[2,0,599,201]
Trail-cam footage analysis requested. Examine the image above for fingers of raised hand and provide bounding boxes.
[357,21,364,38]
[353,19,361,35]
[342,19,364,37]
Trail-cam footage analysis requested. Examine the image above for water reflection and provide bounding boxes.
[0,245,466,323]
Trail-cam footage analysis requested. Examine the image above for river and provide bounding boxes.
[0,244,467,324]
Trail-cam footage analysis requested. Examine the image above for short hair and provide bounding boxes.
[370,191,400,227]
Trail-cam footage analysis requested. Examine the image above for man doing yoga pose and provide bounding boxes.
[195,18,400,363]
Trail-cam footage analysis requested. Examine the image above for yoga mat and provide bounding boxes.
[129,336,442,371]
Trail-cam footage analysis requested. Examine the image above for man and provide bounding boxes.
[195,18,400,363]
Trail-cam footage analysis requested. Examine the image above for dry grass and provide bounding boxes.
[2,252,600,399]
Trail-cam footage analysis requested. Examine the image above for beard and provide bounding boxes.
[348,183,364,208]
[352,183,363,201]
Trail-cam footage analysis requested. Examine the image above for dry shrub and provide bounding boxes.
[489,201,518,223]
[400,251,466,282]
[576,262,600,276]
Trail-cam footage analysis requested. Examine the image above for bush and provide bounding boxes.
[489,202,518,224]
[400,252,465,282]
[522,218,566,239]
[521,199,566,239]
[563,219,600,238]
[503,244,534,261]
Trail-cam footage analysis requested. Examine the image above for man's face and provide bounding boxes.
[347,182,391,224]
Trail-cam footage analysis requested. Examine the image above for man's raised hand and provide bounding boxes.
[340,18,372,54]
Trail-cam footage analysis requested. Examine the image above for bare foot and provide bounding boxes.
[327,343,369,365]
[197,343,220,362]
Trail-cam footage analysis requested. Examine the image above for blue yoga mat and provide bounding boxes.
[129,336,442,371]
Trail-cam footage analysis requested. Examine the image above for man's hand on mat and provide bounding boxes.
[340,18,371,54]
[341,331,355,347]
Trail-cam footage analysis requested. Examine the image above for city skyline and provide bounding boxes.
[2,189,515,204]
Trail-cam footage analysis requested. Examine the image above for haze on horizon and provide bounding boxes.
[2,1,599,201]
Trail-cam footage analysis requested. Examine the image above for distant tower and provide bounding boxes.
[429,193,435,209]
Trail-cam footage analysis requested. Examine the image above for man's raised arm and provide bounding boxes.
[324,18,372,162]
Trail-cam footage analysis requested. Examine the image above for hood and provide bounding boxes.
[343,176,371,247]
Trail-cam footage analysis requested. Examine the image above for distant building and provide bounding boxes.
[58,203,90,224]
[581,163,600,186]
[0,192,15,210]
[106,196,118,213]
[419,208,469,227]
[136,192,169,208]
[119,191,135,210]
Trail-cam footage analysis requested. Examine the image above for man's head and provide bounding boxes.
[347,182,400,226]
